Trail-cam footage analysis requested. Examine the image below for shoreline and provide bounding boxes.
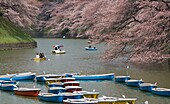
[0,42,37,50]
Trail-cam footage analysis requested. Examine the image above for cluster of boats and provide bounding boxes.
[0,72,137,103]
[0,72,169,103]
[115,75,170,97]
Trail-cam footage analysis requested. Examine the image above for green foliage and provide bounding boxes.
[0,17,35,43]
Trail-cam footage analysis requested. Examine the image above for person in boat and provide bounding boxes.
[39,53,45,58]
[55,46,58,50]
[36,53,40,58]
[89,45,91,48]
[93,47,96,49]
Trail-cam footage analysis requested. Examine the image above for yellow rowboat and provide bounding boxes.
[45,78,62,84]
[74,91,99,99]
[34,57,47,61]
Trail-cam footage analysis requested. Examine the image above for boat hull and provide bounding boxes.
[62,93,83,100]
[48,87,66,94]
[63,98,98,104]
[115,76,131,83]
[15,90,40,97]
[126,80,144,87]
[0,84,17,91]
[38,93,63,103]
[73,73,114,80]
[34,58,47,61]
[85,47,97,51]
[152,88,170,96]
[139,83,157,92]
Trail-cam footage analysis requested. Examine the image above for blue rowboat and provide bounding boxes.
[61,92,83,100]
[38,93,63,103]
[0,84,18,91]
[48,87,66,94]
[0,80,18,84]
[115,76,131,83]
[85,47,97,51]
[0,72,36,81]
[63,98,98,104]
[73,73,114,80]
[125,79,144,87]
[48,82,64,88]
[152,88,170,96]
[139,83,157,92]
[36,74,65,82]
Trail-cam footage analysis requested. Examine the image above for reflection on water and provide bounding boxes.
[0,38,170,104]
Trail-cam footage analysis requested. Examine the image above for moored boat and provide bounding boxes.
[139,83,157,92]
[63,98,98,104]
[74,91,99,99]
[14,88,41,97]
[38,93,63,103]
[125,79,144,87]
[98,96,137,104]
[0,84,18,91]
[48,82,64,88]
[12,72,36,81]
[61,92,83,99]
[0,72,36,81]
[36,74,65,82]
[64,81,80,87]
[61,77,75,82]
[65,86,82,92]
[115,75,131,83]
[72,73,114,80]
[48,87,66,94]
[45,78,62,84]
[0,80,18,84]
[152,88,170,96]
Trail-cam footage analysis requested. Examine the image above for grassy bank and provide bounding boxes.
[0,17,35,43]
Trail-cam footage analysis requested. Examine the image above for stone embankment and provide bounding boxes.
[0,42,37,50]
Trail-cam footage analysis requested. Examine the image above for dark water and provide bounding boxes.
[0,38,170,104]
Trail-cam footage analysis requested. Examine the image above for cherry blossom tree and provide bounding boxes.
[80,0,170,64]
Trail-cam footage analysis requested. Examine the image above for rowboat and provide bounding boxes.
[125,79,144,87]
[65,86,82,92]
[74,91,99,99]
[61,77,75,82]
[34,57,47,61]
[14,88,41,97]
[0,84,18,91]
[36,74,65,82]
[61,92,83,99]
[48,82,64,88]
[64,81,80,87]
[63,98,98,104]
[152,88,170,96]
[85,47,97,51]
[12,72,36,81]
[0,80,17,84]
[0,74,15,80]
[72,73,114,80]
[0,72,36,81]
[48,87,66,94]
[45,78,62,84]
[38,93,63,103]
[139,83,157,92]
[98,96,137,104]
[115,75,131,83]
